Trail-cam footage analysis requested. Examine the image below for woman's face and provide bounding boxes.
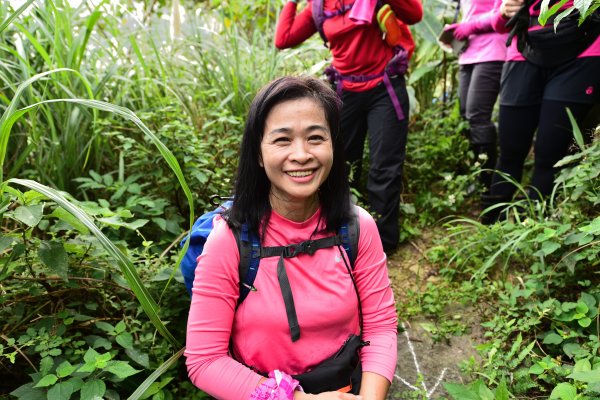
[260,97,333,215]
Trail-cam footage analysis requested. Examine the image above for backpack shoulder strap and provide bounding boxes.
[339,210,360,269]
[312,0,328,43]
[235,223,261,306]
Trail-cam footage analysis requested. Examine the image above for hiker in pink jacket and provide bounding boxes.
[185,76,398,399]
[482,0,600,222]
[442,0,507,195]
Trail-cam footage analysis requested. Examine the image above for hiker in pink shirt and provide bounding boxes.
[185,76,398,399]
[482,0,600,222]
[442,0,507,196]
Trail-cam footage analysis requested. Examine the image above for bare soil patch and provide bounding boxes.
[386,229,484,399]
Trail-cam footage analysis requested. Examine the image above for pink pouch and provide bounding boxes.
[349,0,377,25]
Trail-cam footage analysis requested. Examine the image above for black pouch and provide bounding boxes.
[523,12,600,68]
[292,334,369,394]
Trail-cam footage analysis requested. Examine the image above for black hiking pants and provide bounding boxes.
[339,75,409,253]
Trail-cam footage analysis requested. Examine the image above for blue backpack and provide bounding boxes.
[180,201,360,307]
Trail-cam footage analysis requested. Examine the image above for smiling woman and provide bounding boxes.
[260,97,334,222]
[185,76,398,400]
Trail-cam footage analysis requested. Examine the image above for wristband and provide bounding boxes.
[250,370,302,400]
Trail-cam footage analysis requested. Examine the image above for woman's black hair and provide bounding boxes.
[226,75,352,236]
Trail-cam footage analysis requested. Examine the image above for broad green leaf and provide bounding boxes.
[125,347,150,369]
[574,359,592,372]
[563,342,583,358]
[116,332,134,350]
[56,361,77,378]
[567,370,600,383]
[83,348,100,363]
[580,292,596,311]
[33,374,58,388]
[444,382,481,400]
[80,379,106,400]
[536,241,561,256]
[94,321,114,333]
[38,241,69,281]
[49,207,90,234]
[47,381,74,400]
[77,363,96,374]
[13,204,43,227]
[9,383,45,400]
[530,363,546,374]
[105,361,140,379]
[0,235,15,253]
[97,215,148,230]
[115,321,126,334]
[543,332,563,345]
[550,383,577,400]
[494,380,510,400]
[578,317,592,327]
[65,377,84,392]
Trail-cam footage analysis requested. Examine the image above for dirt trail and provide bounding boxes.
[386,232,483,399]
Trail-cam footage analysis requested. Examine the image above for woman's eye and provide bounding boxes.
[308,135,326,143]
[273,137,291,143]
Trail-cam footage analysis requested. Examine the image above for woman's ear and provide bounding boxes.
[259,154,263,167]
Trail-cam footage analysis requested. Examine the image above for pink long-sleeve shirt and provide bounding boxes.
[458,0,508,65]
[491,0,600,61]
[185,206,398,399]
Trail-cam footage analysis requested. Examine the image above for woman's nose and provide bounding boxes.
[289,140,312,163]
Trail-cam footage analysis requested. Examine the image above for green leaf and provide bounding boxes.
[33,374,58,388]
[80,379,106,400]
[550,383,577,400]
[444,382,481,400]
[543,332,564,345]
[125,348,150,368]
[56,361,77,378]
[578,317,592,327]
[0,235,15,253]
[104,361,140,379]
[38,241,69,281]
[49,207,90,234]
[115,321,126,334]
[563,342,583,358]
[535,241,561,257]
[13,204,44,227]
[47,381,74,400]
[83,348,100,363]
[125,347,184,400]
[40,356,54,375]
[574,359,592,372]
[567,370,600,383]
[529,363,546,375]
[94,321,115,334]
[9,383,46,400]
[494,380,510,400]
[116,332,134,350]
[97,215,149,230]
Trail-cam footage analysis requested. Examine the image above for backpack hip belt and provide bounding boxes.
[325,46,409,121]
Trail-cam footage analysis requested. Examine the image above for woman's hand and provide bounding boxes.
[500,0,524,19]
[294,391,362,400]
